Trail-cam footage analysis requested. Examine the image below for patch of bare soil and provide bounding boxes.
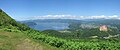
[16,39,43,50]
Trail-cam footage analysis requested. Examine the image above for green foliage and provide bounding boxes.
[3,28,21,32]
[0,9,30,31]
[26,29,120,50]
[42,30,69,38]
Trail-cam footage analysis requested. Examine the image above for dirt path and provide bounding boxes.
[0,31,43,50]
[16,38,43,50]
[0,30,60,50]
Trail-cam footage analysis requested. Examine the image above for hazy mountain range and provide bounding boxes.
[20,18,120,31]
[17,15,120,21]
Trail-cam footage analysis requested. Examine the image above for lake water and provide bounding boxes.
[29,22,69,31]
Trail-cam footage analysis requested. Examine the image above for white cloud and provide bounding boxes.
[29,15,120,20]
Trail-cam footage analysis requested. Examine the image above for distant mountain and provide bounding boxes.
[19,19,83,30]
[19,21,37,26]
[20,18,120,31]
[28,15,120,20]
[21,19,82,23]
[69,19,120,30]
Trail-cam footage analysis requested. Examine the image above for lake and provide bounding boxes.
[29,22,69,31]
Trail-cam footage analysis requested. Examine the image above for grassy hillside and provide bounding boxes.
[0,9,30,31]
[0,29,61,50]
[0,9,61,50]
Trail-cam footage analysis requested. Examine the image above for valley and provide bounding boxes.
[0,9,120,50]
[21,19,120,39]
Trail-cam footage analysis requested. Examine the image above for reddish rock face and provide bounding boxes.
[99,25,108,31]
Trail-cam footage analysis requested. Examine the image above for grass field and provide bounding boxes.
[0,30,61,50]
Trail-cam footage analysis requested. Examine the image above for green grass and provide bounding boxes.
[0,30,61,50]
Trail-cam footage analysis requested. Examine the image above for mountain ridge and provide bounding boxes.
[20,15,120,21]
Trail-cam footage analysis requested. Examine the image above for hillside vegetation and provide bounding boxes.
[0,9,61,50]
[0,9,120,50]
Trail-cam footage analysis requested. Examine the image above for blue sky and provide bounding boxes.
[0,0,120,20]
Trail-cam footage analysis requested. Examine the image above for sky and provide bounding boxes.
[0,0,120,20]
